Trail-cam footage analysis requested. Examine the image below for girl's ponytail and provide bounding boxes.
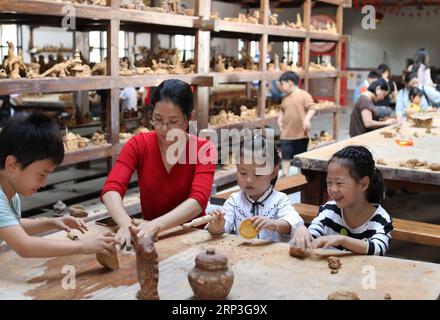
[367,166,385,204]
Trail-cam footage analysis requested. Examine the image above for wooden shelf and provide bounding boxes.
[314,104,341,116]
[210,71,264,84]
[268,26,307,40]
[116,74,213,88]
[60,144,112,167]
[216,20,265,35]
[208,115,278,133]
[318,0,352,8]
[0,1,113,21]
[118,8,198,28]
[0,76,113,96]
[308,32,341,42]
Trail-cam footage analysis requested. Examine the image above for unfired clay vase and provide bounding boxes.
[188,248,234,300]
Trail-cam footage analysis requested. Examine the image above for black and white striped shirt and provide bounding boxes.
[308,201,393,256]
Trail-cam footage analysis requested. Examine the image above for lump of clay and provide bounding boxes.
[69,205,88,218]
[328,291,360,300]
[67,231,79,241]
[53,200,67,217]
[429,163,440,172]
[96,253,120,271]
[328,256,342,274]
[130,225,160,300]
[289,239,311,259]
[188,248,234,300]
[238,219,258,239]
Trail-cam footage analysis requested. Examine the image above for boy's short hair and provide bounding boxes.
[279,71,300,86]
[367,70,380,80]
[0,113,64,169]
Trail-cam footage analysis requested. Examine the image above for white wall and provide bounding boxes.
[343,7,440,74]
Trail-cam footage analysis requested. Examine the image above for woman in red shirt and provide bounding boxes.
[101,80,216,248]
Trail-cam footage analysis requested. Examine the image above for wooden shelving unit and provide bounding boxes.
[0,0,350,171]
[205,0,350,142]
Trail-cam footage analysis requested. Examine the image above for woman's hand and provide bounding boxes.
[312,235,344,249]
[52,216,88,234]
[207,210,225,235]
[383,118,397,126]
[248,216,278,232]
[115,223,133,251]
[291,225,313,249]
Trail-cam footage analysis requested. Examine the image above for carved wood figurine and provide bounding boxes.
[130,225,160,300]
[162,0,180,14]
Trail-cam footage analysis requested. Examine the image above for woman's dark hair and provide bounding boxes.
[377,64,390,77]
[408,87,424,101]
[413,48,429,73]
[279,71,300,86]
[367,78,389,95]
[0,113,64,169]
[238,134,281,187]
[328,145,385,204]
[403,71,418,86]
[151,79,194,118]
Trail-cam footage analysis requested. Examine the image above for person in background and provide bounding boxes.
[408,48,434,87]
[352,70,379,103]
[278,71,316,177]
[349,78,396,137]
[374,64,397,118]
[406,87,424,117]
[120,87,138,112]
[396,71,440,121]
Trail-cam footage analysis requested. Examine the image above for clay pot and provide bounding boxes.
[188,248,234,300]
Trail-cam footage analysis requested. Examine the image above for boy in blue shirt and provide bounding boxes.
[0,113,121,258]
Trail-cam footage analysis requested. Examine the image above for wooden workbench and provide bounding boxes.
[1,224,440,300]
[293,114,440,204]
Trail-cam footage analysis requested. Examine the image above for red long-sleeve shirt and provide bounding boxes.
[101,131,216,221]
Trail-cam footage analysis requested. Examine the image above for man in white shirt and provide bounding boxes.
[120,87,138,111]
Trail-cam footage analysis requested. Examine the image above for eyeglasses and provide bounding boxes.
[150,118,186,130]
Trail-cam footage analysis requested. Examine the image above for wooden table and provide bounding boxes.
[1,225,440,300]
[294,115,440,205]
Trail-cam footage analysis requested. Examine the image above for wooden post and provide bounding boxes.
[333,4,344,141]
[245,41,252,99]
[303,0,312,91]
[106,4,120,170]
[257,0,269,119]
[195,0,211,131]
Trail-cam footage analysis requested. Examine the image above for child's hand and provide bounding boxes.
[303,119,312,132]
[207,210,225,235]
[384,118,397,126]
[53,216,88,234]
[249,216,277,232]
[291,225,313,249]
[312,235,344,249]
[81,231,120,256]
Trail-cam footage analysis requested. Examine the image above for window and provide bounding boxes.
[0,25,23,61]
[174,35,194,61]
[283,41,299,65]
[89,31,127,63]
[238,39,258,60]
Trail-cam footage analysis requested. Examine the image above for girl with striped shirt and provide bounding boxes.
[291,145,393,255]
